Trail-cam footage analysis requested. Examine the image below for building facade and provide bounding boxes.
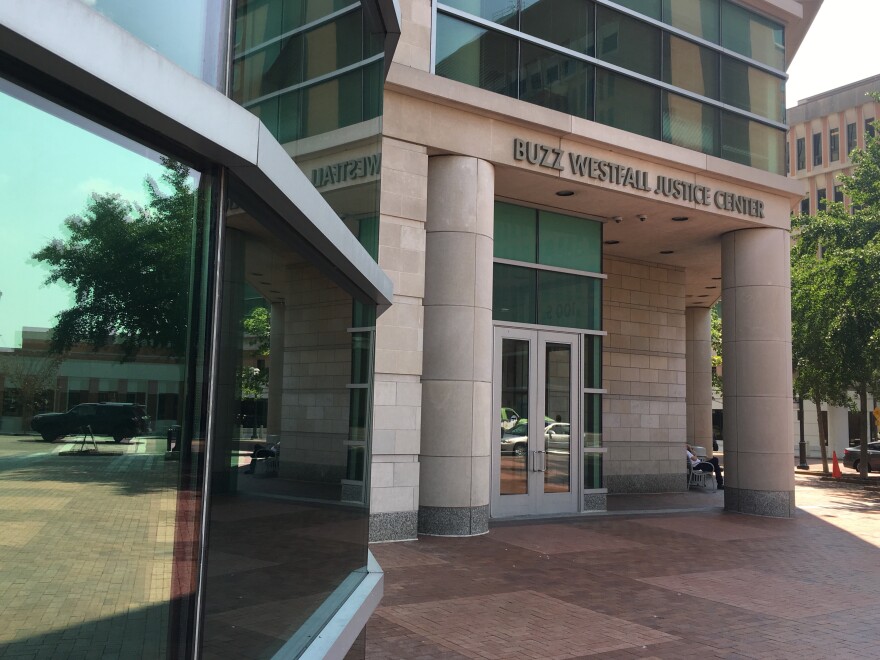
[367,0,820,541]
[0,0,823,657]
[787,73,880,216]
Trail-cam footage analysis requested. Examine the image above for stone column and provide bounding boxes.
[685,307,713,456]
[419,155,494,536]
[721,227,795,516]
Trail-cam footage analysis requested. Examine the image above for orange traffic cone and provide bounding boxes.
[832,451,842,479]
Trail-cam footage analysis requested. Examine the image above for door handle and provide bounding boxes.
[532,450,546,472]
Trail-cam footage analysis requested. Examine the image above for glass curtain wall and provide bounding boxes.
[83,0,229,88]
[199,193,375,659]
[0,80,213,658]
[435,0,787,173]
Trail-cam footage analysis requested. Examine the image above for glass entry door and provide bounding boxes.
[492,326,579,518]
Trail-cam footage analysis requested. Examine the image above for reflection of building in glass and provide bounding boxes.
[0,0,397,657]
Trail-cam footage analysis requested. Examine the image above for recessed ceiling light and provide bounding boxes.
[705,286,716,289]
[659,250,674,254]
[260,281,271,285]
[604,240,620,245]
[556,190,574,197]
[251,272,264,276]
[698,294,709,298]
[672,216,688,222]
[711,276,721,280]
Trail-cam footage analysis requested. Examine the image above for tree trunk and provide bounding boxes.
[859,383,870,479]
[816,400,829,473]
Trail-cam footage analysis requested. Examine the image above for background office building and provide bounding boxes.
[1,0,822,657]
[787,73,880,216]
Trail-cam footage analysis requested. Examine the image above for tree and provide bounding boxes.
[239,305,270,439]
[32,158,197,359]
[791,102,880,478]
[0,353,62,432]
[710,303,722,395]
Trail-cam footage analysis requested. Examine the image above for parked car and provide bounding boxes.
[843,441,880,472]
[501,421,529,456]
[544,422,571,453]
[31,402,151,443]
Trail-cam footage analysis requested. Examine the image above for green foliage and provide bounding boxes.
[791,104,880,475]
[33,158,196,359]
[710,303,722,394]
[243,306,270,356]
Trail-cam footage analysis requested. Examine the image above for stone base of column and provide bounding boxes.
[724,487,795,518]
[418,505,489,536]
[605,473,685,493]
[583,493,607,511]
[369,511,418,543]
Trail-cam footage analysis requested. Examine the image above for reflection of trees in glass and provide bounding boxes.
[33,157,195,359]
[239,306,270,438]
[0,353,61,431]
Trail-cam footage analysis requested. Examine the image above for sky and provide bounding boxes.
[786,0,880,108]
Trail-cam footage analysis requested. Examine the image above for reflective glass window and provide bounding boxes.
[813,132,823,166]
[537,211,602,272]
[662,34,719,99]
[435,14,518,99]
[596,7,661,80]
[537,271,601,331]
[494,202,537,262]
[720,57,784,123]
[87,0,226,86]
[585,336,602,389]
[584,451,603,488]
[613,0,661,20]
[443,0,519,29]
[493,264,538,324]
[584,394,602,446]
[662,92,719,156]
[796,136,805,170]
[662,0,719,43]
[520,0,594,55]
[201,193,375,658]
[721,1,784,70]
[847,122,857,155]
[721,111,784,174]
[830,127,840,162]
[520,43,593,120]
[596,70,661,140]
[0,81,212,657]
[817,188,826,212]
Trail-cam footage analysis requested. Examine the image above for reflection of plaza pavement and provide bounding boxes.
[0,434,177,658]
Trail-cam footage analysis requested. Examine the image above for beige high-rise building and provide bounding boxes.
[787,73,880,215]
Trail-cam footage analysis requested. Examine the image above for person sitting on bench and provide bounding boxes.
[686,444,724,490]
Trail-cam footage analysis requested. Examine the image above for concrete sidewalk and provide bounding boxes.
[366,474,880,659]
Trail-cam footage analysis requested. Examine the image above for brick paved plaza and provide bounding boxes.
[0,433,176,659]
[367,472,880,659]
[2,431,879,660]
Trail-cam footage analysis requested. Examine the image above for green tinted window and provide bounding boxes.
[662,34,719,99]
[435,15,518,98]
[663,92,719,155]
[493,264,537,324]
[584,452,603,488]
[721,57,784,122]
[443,0,519,28]
[721,1,784,69]
[721,111,784,174]
[520,0,594,55]
[662,0,719,43]
[614,0,660,20]
[585,336,602,389]
[584,393,602,438]
[596,8,660,80]
[596,70,660,140]
[520,43,593,120]
[537,271,601,330]
[538,211,601,272]
[494,202,537,262]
